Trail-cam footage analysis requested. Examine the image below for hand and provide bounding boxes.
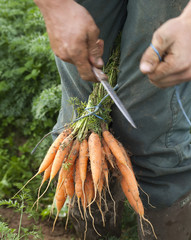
[34,0,104,82]
[140,2,191,88]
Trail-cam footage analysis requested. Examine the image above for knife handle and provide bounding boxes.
[92,66,108,82]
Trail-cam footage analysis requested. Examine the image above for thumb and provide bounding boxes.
[140,29,171,74]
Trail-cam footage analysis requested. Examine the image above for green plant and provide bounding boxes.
[32,84,62,128]
[0,192,43,240]
[0,221,18,240]
[121,201,138,240]
[0,0,61,200]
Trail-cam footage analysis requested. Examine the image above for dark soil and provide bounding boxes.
[0,207,78,240]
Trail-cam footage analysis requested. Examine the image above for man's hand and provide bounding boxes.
[140,2,191,88]
[34,0,104,81]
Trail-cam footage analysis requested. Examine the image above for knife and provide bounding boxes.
[92,67,137,128]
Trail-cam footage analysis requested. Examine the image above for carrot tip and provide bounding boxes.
[142,216,157,239]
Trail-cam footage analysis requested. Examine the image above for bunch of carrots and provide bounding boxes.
[15,47,156,239]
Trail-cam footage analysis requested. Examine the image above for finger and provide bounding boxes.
[150,78,182,88]
[148,54,186,82]
[149,67,191,88]
[140,26,172,74]
[72,42,98,82]
[96,39,104,57]
[89,39,104,68]
[91,39,104,67]
[140,45,161,74]
[75,58,98,82]
[87,27,104,68]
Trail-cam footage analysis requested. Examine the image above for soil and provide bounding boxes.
[0,207,78,240]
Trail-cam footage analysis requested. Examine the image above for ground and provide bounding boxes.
[0,207,77,240]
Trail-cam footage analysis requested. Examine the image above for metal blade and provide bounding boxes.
[92,67,137,128]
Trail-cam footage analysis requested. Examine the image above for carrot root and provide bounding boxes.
[36,181,43,211]
[65,198,71,230]
[106,181,116,226]
[13,172,39,198]
[142,216,157,239]
[77,197,84,220]
[48,198,55,221]
[88,205,101,236]
[102,189,108,212]
[138,185,156,209]
[83,211,87,240]
[52,211,59,232]
[32,179,51,210]
[88,185,97,207]
[96,201,105,227]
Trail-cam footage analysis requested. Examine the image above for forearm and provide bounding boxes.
[33,0,73,19]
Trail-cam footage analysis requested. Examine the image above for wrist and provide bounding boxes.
[34,0,72,10]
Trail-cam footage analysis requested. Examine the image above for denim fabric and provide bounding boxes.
[53,0,191,208]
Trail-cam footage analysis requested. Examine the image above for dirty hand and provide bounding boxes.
[34,0,104,82]
[140,2,191,88]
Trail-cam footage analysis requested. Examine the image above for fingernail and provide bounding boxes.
[96,57,104,67]
[140,62,152,73]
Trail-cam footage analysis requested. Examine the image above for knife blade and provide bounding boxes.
[92,67,137,128]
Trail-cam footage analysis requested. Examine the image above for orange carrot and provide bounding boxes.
[97,171,104,202]
[102,138,115,168]
[38,128,72,174]
[75,157,83,199]
[50,134,73,181]
[88,132,102,201]
[67,139,80,166]
[121,177,157,239]
[102,155,109,184]
[56,166,65,193]
[120,177,144,216]
[79,139,89,190]
[42,163,52,183]
[52,182,67,231]
[79,138,89,215]
[13,128,72,198]
[57,139,80,191]
[102,130,127,166]
[116,160,139,202]
[36,136,73,204]
[64,165,75,199]
[75,157,83,219]
[55,180,67,202]
[102,130,139,201]
[85,171,94,205]
[117,141,133,170]
[64,164,75,231]
[36,163,53,210]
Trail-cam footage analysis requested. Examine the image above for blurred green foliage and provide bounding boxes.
[0,0,61,199]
